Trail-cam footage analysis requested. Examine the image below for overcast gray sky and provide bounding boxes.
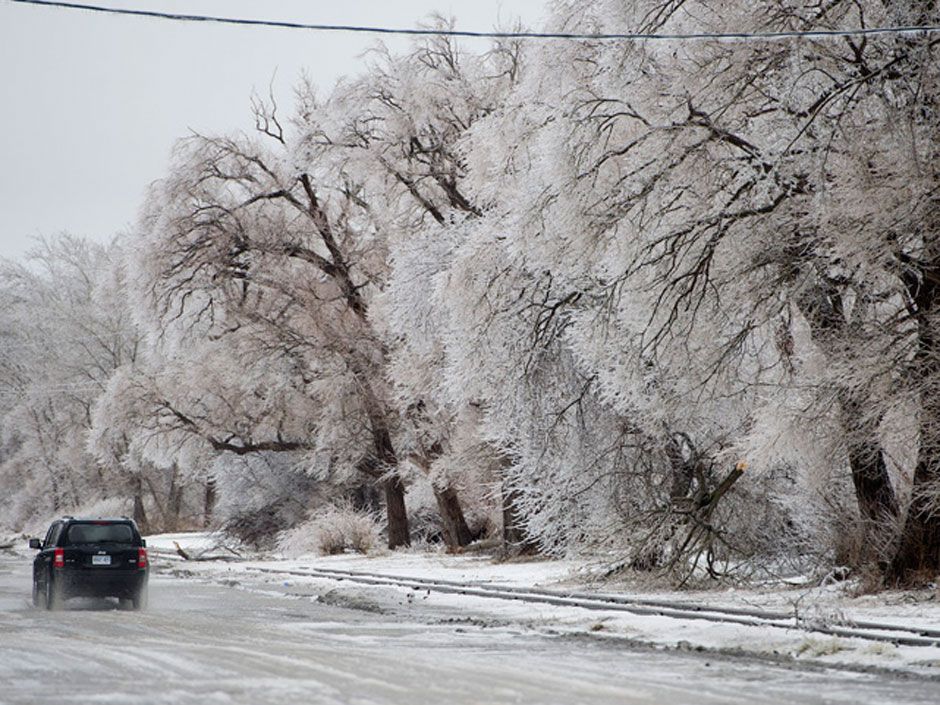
[0,0,548,261]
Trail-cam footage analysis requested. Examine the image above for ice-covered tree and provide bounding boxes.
[0,236,146,529]
[437,0,940,582]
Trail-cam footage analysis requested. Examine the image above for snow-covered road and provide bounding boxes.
[0,551,936,705]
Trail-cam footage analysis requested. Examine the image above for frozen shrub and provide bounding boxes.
[278,503,382,557]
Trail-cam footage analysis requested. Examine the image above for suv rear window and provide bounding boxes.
[65,523,134,545]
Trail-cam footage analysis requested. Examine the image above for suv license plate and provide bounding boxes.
[92,555,111,566]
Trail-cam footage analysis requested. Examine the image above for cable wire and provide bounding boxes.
[6,0,940,42]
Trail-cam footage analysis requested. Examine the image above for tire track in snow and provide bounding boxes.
[244,564,940,648]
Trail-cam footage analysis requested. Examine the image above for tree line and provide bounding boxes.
[1,0,938,586]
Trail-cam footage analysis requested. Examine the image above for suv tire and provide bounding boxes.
[132,585,148,611]
[45,576,64,611]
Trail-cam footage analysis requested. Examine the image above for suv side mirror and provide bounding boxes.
[28,538,42,550]
[140,539,147,547]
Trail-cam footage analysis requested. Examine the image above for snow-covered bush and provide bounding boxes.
[278,502,382,557]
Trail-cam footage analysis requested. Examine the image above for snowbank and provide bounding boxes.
[146,533,940,679]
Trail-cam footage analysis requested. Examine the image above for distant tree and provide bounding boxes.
[131,88,417,546]
[0,236,148,528]
[128,23,526,550]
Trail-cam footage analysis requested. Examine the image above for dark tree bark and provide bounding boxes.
[434,486,475,549]
[47,471,61,514]
[384,475,410,549]
[166,464,183,532]
[797,277,899,525]
[888,244,940,583]
[203,477,216,528]
[889,448,940,583]
[368,418,410,549]
[501,482,538,556]
[630,432,704,572]
[132,473,149,534]
[408,446,475,550]
[887,49,940,582]
[839,392,899,522]
[666,433,696,503]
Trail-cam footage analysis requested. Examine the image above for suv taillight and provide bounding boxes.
[138,547,148,568]
[53,548,64,569]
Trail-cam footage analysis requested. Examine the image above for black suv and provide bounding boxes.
[29,517,149,610]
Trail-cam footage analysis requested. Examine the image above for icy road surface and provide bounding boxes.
[0,553,936,705]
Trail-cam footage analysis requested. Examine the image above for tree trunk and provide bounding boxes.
[369,420,410,549]
[434,486,474,549]
[629,432,700,572]
[797,281,898,528]
[666,440,694,502]
[888,378,940,582]
[889,452,940,583]
[132,473,149,534]
[840,392,899,523]
[501,482,538,556]
[384,475,410,549]
[353,362,411,549]
[166,464,183,532]
[407,447,474,550]
[203,477,216,528]
[888,244,940,583]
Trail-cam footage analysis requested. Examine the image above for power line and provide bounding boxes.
[7,0,940,42]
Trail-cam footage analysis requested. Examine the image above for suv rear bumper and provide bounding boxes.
[55,568,148,598]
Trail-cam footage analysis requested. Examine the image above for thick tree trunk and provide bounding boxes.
[888,380,940,582]
[667,448,694,503]
[889,244,940,583]
[408,447,474,550]
[889,454,940,583]
[840,392,899,523]
[384,475,410,549]
[369,421,410,549]
[630,432,700,572]
[434,486,474,549]
[352,361,411,550]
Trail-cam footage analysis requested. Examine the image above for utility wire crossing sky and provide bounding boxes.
[7,0,940,41]
[4,0,939,264]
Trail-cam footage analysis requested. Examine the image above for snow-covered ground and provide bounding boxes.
[2,538,938,705]
[145,532,940,679]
